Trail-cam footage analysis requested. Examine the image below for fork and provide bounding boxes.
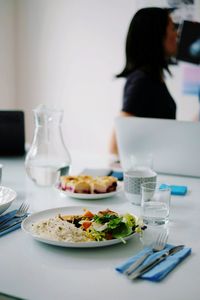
[124,231,168,275]
[0,202,29,228]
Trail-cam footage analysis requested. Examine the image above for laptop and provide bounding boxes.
[115,117,200,177]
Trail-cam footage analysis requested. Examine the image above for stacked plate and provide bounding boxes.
[0,186,17,215]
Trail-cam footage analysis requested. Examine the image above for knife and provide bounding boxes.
[124,252,151,275]
[0,212,17,227]
[128,245,184,280]
[0,216,27,234]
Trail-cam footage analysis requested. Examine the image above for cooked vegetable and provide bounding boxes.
[83,210,94,218]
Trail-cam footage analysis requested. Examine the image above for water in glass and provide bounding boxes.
[141,183,171,225]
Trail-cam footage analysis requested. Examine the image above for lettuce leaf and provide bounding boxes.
[93,214,117,224]
[107,217,123,229]
[111,223,132,239]
[123,213,136,228]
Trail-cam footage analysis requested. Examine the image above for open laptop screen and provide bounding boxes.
[115,117,200,178]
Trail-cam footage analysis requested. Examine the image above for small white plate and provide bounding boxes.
[0,186,17,215]
[22,206,136,248]
[56,185,122,200]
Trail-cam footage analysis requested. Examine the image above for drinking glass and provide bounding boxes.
[141,182,171,225]
[124,153,157,205]
[124,169,157,205]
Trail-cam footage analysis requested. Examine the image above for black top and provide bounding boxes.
[122,70,176,119]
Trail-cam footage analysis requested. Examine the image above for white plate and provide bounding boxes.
[56,185,122,200]
[22,206,136,248]
[0,186,17,215]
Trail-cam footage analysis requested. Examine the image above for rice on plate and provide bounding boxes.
[32,216,90,242]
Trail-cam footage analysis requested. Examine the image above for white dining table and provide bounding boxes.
[0,153,200,300]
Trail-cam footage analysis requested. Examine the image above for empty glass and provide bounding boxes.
[25,105,71,187]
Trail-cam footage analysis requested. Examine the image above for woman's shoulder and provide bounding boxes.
[126,69,152,85]
[125,70,153,91]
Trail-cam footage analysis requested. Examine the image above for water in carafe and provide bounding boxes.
[25,105,71,187]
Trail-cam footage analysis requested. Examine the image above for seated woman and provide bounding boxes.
[109,7,178,155]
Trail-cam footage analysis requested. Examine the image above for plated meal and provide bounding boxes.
[22,206,145,248]
[57,175,120,199]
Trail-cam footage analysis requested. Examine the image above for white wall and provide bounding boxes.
[16,0,136,155]
[0,0,199,156]
[0,0,16,109]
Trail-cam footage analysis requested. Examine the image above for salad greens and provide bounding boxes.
[93,213,132,240]
[62,209,145,243]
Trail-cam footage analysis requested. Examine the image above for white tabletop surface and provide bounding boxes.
[0,154,200,300]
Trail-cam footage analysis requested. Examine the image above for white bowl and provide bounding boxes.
[0,186,17,215]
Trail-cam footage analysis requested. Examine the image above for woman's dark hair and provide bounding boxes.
[116,7,172,79]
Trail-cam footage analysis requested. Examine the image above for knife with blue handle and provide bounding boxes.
[0,213,18,227]
[128,245,184,280]
[0,215,27,234]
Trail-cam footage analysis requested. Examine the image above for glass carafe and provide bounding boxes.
[25,105,71,187]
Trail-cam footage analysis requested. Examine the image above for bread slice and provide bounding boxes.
[100,176,118,192]
[90,179,107,194]
[73,181,91,194]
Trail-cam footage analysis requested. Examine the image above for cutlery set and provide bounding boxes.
[116,231,188,281]
[126,244,185,280]
[124,231,168,276]
[0,202,29,234]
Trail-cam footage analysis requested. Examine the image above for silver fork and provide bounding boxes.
[0,202,29,228]
[124,231,168,276]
